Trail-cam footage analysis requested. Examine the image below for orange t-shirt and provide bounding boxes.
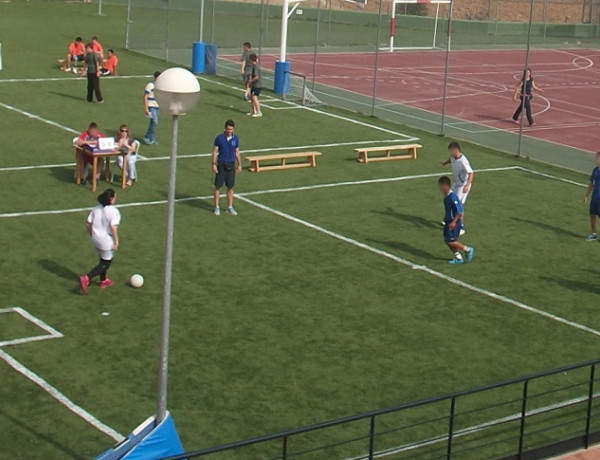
[104,55,118,74]
[92,41,103,56]
[69,42,85,57]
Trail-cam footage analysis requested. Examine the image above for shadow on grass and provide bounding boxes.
[159,192,214,212]
[49,91,85,102]
[368,238,444,261]
[40,259,80,282]
[0,409,85,459]
[49,166,76,184]
[540,276,600,295]
[375,208,440,230]
[511,216,581,238]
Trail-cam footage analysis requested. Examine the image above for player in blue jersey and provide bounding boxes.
[439,176,475,265]
[583,152,600,241]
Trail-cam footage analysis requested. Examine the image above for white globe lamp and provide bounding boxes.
[154,67,200,116]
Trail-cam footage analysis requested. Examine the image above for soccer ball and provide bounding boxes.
[130,274,144,288]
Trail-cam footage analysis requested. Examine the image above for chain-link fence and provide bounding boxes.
[104,0,600,172]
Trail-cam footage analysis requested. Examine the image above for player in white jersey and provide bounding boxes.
[441,142,474,234]
[79,189,121,293]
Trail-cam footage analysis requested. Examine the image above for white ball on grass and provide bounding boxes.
[130,274,144,288]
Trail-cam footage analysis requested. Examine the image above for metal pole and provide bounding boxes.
[446,397,456,460]
[156,114,179,424]
[517,380,529,458]
[280,0,289,62]
[266,0,270,44]
[440,0,454,135]
[368,416,376,460]
[370,0,385,117]
[327,0,332,47]
[98,0,103,16]
[199,0,205,42]
[125,0,132,50]
[493,0,500,45]
[259,0,265,60]
[585,364,596,448]
[516,0,536,158]
[165,0,171,61]
[311,0,321,90]
[210,0,216,44]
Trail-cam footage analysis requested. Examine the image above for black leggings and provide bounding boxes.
[87,73,103,102]
[87,258,112,281]
[512,96,533,126]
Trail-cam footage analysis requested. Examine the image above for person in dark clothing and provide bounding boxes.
[512,68,542,126]
[83,43,104,103]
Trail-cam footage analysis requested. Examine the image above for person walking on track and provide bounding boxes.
[79,189,121,293]
[512,68,543,127]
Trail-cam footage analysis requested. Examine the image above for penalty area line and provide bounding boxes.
[237,195,600,339]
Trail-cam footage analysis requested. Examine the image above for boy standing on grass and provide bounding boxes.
[248,54,262,118]
[240,42,253,101]
[583,152,600,241]
[439,176,475,265]
[440,141,474,235]
[212,120,242,216]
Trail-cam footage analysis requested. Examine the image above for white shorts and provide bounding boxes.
[92,237,115,261]
[452,184,471,204]
[95,246,114,261]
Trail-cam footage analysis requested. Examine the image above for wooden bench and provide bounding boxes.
[354,144,422,164]
[246,151,322,173]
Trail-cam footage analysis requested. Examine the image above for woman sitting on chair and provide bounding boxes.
[115,124,139,187]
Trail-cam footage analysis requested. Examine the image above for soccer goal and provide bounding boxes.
[388,0,452,51]
[283,71,324,106]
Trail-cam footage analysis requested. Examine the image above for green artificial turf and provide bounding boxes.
[0,2,599,459]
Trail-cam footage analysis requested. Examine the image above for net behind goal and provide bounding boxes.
[283,71,323,106]
[388,0,451,51]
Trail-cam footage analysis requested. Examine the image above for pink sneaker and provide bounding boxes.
[79,275,89,294]
[99,279,114,289]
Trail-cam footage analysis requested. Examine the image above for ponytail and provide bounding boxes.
[98,188,116,207]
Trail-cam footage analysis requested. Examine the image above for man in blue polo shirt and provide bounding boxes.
[212,120,242,216]
[439,176,475,265]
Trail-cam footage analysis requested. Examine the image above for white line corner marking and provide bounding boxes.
[0,307,125,442]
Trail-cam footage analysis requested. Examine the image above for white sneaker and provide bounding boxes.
[226,207,238,216]
[247,112,254,116]
[213,207,220,216]
[251,112,263,118]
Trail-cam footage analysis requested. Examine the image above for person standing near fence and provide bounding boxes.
[83,43,103,103]
[143,71,161,145]
[240,42,253,101]
[247,54,262,118]
[512,68,543,127]
[79,189,121,293]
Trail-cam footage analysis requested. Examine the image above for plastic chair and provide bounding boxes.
[111,140,140,183]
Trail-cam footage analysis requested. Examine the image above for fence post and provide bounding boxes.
[585,364,596,448]
[368,416,376,460]
[282,435,288,460]
[446,397,456,460]
[518,380,529,459]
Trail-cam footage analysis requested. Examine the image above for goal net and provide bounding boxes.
[283,71,324,106]
[388,0,451,51]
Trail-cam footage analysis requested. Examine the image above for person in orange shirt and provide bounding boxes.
[101,49,118,76]
[62,36,85,73]
[91,36,104,60]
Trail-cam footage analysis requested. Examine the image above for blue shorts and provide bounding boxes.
[444,224,460,242]
[590,200,600,217]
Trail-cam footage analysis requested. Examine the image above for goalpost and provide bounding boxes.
[388,0,452,51]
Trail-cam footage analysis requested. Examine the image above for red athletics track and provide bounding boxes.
[252,49,600,153]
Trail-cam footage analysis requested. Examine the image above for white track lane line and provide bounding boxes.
[0,75,152,83]
[237,195,600,339]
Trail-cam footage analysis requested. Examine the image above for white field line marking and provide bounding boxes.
[0,75,152,83]
[0,168,514,219]
[195,75,420,141]
[0,307,124,442]
[342,392,600,460]
[0,139,413,172]
[515,166,587,188]
[238,195,600,339]
[0,349,125,442]
[0,101,79,134]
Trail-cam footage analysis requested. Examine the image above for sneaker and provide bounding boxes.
[213,207,221,216]
[65,67,72,72]
[243,94,250,101]
[585,233,598,242]
[79,275,89,294]
[448,258,464,265]
[465,247,475,263]
[459,228,466,236]
[226,206,238,216]
[247,112,255,116]
[100,279,114,289]
[97,100,105,104]
[251,112,263,118]
[144,138,151,145]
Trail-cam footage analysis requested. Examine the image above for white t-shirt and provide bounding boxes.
[144,81,159,108]
[87,204,121,250]
[451,154,474,187]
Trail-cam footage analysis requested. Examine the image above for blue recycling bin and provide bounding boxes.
[205,44,218,75]
[192,42,206,74]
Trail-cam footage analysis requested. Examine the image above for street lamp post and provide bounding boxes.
[153,68,200,424]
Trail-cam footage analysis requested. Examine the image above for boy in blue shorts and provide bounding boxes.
[439,176,475,265]
[583,152,600,241]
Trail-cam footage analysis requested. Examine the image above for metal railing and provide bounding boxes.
[158,358,600,460]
